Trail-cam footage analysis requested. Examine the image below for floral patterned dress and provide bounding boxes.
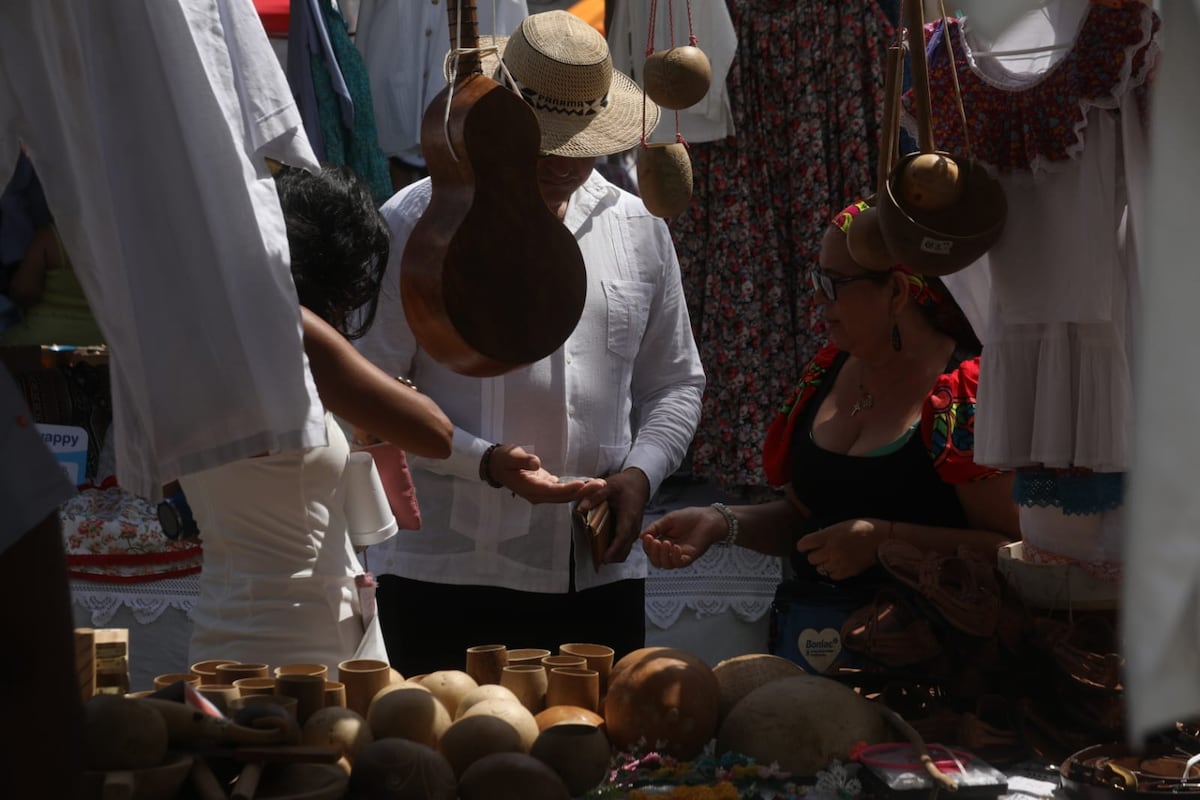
[670,0,896,488]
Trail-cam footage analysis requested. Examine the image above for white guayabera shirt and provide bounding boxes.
[357,171,705,593]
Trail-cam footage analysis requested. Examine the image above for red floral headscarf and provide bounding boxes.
[831,200,944,315]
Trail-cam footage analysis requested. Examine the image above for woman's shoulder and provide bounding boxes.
[921,353,1001,484]
[782,343,843,411]
[930,350,982,402]
[761,343,844,486]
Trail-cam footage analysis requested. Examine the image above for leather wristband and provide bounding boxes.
[479,443,504,488]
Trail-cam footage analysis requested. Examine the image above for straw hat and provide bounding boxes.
[449,11,659,157]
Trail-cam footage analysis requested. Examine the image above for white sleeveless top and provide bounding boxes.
[181,415,387,673]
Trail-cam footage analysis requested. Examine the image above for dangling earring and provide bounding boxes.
[891,323,903,352]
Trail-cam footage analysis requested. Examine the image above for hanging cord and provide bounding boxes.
[440,1,518,163]
[644,0,698,147]
[641,0,658,146]
[936,0,973,160]
[673,0,699,145]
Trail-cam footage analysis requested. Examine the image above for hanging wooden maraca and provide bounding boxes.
[637,0,703,218]
[877,0,1007,275]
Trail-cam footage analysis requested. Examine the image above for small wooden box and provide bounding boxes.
[75,627,130,700]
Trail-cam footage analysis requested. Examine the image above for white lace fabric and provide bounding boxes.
[645,546,783,630]
[70,574,199,627]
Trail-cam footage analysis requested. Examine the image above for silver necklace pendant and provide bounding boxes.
[851,391,874,417]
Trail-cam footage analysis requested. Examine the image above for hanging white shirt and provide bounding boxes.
[607,0,737,144]
[1124,0,1200,744]
[0,0,327,500]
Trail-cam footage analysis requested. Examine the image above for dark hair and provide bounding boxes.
[275,165,389,340]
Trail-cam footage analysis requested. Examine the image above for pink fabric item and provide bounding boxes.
[355,443,422,530]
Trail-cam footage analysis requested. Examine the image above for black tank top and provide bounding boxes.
[788,351,969,580]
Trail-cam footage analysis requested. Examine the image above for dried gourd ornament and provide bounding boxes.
[635,0,703,218]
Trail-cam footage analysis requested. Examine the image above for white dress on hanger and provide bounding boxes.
[928,0,1157,474]
[908,0,1158,571]
[182,415,388,673]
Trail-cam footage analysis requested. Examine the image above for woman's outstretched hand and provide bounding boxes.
[640,505,728,569]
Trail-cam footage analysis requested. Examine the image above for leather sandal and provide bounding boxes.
[878,541,1001,637]
[841,587,943,667]
[1031,615,1124,693]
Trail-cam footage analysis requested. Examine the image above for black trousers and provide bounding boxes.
[375,572,646,678]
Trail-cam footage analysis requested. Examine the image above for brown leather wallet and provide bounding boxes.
[574,500,613,571]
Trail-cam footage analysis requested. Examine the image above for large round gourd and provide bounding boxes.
[604,647,718,759]
[419,670,478,719]
[459,698,540,751]
[302,706,372,763]
[457,752,571,800]
[717,675,889,776]
[348,738,457,800]
[438,714,525,778]
[455,683,520,719]
[367,683,452,748]
[711,653,806,724]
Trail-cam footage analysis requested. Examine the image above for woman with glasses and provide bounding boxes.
[641,200,1020,657]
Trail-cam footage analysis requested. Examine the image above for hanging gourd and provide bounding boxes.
[643,46,712,110]
[641,0,711,109]
[877,0,1007,276]
[638,142,693,218]
[636,0,699,218]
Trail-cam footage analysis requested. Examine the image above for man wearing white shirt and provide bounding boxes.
[356,11,704,675]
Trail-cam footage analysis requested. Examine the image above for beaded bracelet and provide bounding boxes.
[711,502,739,547]
[479,443,504,488]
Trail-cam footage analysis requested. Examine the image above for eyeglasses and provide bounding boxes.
[808,269,889,301]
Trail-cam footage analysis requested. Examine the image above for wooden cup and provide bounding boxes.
[190,660,238,685]
[541,654,586,671]
[546,667,600,713]
[276,673,326,724]
[153,672,201,691]
[232,677,277,697]
[338,659,392,718]
[558,643,615,695]
[274,663,329,680]
[324,680,347,708]
[215,662,270,683]
[465,645,508,686]
[506,648,552,667]
[500,665,548,714]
